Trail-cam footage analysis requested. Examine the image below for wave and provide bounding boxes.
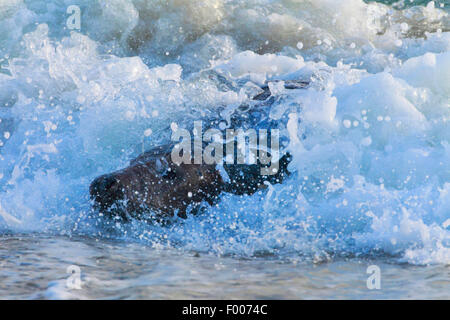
[0,0,448,265]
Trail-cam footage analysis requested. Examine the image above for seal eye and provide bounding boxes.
[162,168,177,180]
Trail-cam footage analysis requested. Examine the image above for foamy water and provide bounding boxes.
[0,0,449,298]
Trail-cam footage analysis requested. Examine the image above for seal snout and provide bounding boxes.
[90,173,125,213]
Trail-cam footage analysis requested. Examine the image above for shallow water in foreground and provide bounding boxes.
[0,234,448,299]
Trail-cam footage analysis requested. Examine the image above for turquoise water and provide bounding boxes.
[0,0,449,299]
[371,0,448,6]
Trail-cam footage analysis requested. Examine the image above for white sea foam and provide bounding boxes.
[0,0,448,265]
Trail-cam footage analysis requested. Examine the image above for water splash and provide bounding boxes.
[0,0,449,265]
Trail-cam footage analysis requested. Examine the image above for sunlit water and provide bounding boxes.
[0,0,449,299]
[0,233,448,299]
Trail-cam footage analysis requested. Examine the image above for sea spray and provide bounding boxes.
[0,0,448,265]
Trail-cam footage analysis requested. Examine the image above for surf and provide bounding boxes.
[0,0,448,265]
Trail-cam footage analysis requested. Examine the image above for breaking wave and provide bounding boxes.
[0,0,449,265]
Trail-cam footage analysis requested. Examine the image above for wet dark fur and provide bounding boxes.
[90,81,306,222]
